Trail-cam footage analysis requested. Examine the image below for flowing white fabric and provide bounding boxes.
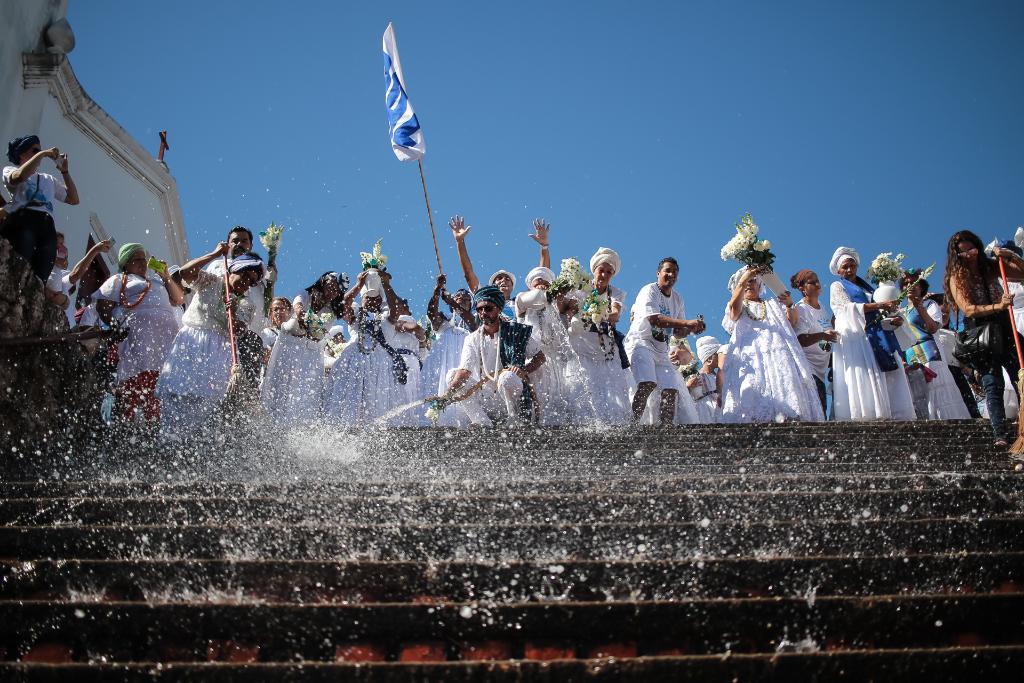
[261,332,326,424]
[376,319,423,426]
[720,298,824,423]
[640,365,700,424]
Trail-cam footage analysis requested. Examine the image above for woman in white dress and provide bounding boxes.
[894,270,970,420]
[567,248,633,424]
[324,270,424,426]
[720,267,824,423]
[260,297,292,351]
[790,269,839,417]
[514,266,582,425]
[828,247,916,421]
[157,247,264,436]
[261,272,343,425]
[94,242,183,422]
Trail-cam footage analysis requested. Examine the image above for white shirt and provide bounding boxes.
[793,299,833,380]
[624,283,686,355]
[2,167,66,216]
[458,325,541,380]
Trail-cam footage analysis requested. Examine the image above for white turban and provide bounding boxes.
[590,247,621,276]
[525,266,555,287]
[695,336,722,365]
[829,247,860,276]
[727,266,761,294]
[327,325,346,339]
[489,269,517,289]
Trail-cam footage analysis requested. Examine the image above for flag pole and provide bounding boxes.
[417,159,443,275]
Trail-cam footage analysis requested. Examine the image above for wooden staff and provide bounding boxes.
[222,253,238,368]
[417,159,443,275]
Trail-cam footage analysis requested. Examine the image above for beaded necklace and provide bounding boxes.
[742,300,767,321]
[356,309,380,355]
[478,326,503,393]
[119,273,152,310]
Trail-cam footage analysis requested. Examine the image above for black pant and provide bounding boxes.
[949,364,982,419]
[1,208,57,281]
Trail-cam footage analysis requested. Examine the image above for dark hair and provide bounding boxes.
[902,270,929,294]
[790,269,816,289]
[658,257,679,271]
[943,230,994,314]
[227,225,254,243]
[306,271,346,318]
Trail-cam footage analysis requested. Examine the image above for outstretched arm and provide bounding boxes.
[177,242,229,284]
[67,239,114,285]
[449,215,480,292]
[529,219,550,269]
[381,271,401,324]
[427,273,445,322]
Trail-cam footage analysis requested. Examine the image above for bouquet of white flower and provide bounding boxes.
[547,257,589,301]
[867,252,905,285]
[259,223,285,264]
[580,288,610,326]
[720,213,775,269]
[303,309,333,341]
[359,239,388,271]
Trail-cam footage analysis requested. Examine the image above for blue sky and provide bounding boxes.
[68,1,1023,334]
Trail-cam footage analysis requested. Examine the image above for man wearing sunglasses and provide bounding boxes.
[443,285,546,425]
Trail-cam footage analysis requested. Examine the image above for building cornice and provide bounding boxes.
[21,53,189,264]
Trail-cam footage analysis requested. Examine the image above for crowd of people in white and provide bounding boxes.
[6,134,1023,445]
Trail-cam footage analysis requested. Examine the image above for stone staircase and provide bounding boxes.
[2,421,1023,680]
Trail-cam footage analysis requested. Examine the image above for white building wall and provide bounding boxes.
[0,0,188,272]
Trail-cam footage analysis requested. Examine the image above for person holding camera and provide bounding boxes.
[2,135,79,282]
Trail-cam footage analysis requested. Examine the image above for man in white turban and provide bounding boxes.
[688,335,724,423]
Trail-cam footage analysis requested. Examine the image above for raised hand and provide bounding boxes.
[529,219,550,247]
[435,273,446,290]
[449,215,471,241]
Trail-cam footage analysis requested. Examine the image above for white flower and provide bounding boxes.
[761,240,772,250]
[752,241,767,252]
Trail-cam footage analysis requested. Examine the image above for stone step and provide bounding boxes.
[3,647,1023,681]
[3,517,1022,561]
[3,554,1021,603]
[4,472,1021,497]
[0,489,1014,527]
[3,594,1022,663]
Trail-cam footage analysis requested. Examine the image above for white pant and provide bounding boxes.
[445,368,530,425]
[628,344,677,387]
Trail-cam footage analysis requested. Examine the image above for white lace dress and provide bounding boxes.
[419,321,471,426]
[830,281,915,421]
[566,285,633,424]
[720,298,824,423]
[94,273,180,383]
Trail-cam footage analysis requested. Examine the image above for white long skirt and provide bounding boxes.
[261,332,325,424]
[640,368,700,425]
[157,327,232,398]
[117,308,180,382]
[156,326,232,436]
[689,374,720,424]
[323,340,411,426]
[419,328,469,427]
[572,348,632,424]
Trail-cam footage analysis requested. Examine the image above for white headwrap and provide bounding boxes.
[590,247,621,276]
[525,266,555,287]
[327,325,345,339]
[829,247,860,276]
[489,269,517,289]
[728,266,761,294]
[695,336,722,365]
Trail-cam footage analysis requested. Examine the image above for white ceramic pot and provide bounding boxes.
[519,289,548,311]
[361,269,382,299]
[758,269,789,298]
[873,281,900,303]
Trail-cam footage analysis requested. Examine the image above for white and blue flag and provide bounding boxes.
[383,23,425,162]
